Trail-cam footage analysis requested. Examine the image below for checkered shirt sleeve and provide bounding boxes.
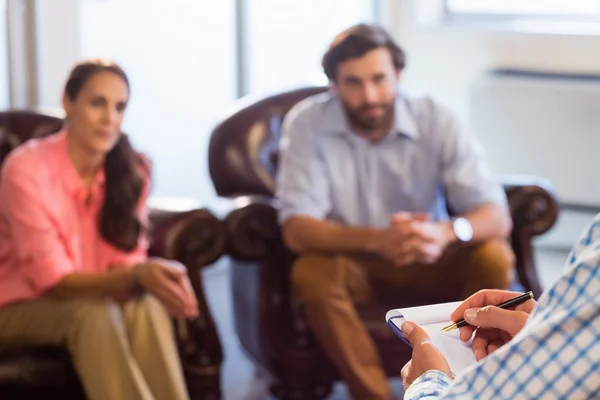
[405,215,600,400]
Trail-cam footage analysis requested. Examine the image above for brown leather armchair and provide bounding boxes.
[208,87,560,400]
[0,110,225,400]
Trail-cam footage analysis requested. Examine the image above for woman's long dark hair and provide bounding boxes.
[64,60,147,252]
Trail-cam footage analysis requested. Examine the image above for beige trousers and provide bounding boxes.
[0,294,190,400]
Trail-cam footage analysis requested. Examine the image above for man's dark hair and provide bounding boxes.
[322,23,406,81]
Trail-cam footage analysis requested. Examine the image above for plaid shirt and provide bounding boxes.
[405,215,600,400]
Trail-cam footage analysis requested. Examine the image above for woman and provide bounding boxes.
[0,59,197,400]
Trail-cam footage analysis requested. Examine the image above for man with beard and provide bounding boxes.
[275,23,514,400]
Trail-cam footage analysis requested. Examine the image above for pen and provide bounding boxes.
[441,291,534,332]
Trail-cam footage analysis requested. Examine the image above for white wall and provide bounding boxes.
[384,0,600,122]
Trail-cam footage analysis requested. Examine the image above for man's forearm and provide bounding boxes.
[47,268,135,299]
[462,204,512,243]
[283,216,382,254]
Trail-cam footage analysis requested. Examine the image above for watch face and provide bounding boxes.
[454,218,473,242]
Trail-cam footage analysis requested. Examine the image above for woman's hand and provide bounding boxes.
[136,259,198,319]
[450,289,536,361]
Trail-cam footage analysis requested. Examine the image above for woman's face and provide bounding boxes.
[63,71,129,156]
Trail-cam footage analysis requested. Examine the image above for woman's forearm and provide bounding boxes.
[47,267,136,299]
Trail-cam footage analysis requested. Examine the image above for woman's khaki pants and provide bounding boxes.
[0,294,190,400]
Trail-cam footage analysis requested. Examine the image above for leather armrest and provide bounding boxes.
[148,208,227,271]
[148,207,226,376]
[223,196,321,365]
[222,195,282,260]
[501,174,559,298]
[501,174,559,236]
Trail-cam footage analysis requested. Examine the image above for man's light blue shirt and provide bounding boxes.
[275,90,507,228]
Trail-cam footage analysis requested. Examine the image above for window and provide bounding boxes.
[447,0,600,17]
[441,0,600,34]
[245,0,378,95]
[78,0,237,201]
[33,0,380,201]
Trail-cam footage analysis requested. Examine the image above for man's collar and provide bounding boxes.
[393,96,418,139]
[321,92,419,139]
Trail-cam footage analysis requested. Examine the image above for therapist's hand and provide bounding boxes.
[400,321,452,390]
[451,289,536,361]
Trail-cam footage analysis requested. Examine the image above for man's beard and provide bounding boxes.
[343,100,395,135]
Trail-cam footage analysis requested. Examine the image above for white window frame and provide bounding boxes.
[5,0,38,108]
[416,0,600,36]
[446,1,600,19]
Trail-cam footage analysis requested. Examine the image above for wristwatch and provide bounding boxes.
[452,217,473,242]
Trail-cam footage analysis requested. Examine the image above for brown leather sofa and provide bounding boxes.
[0,110,225,400]
[208,87,560,400]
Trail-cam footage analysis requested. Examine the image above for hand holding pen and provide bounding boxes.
[445,290,537,361]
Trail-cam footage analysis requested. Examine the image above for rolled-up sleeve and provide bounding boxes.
[437,106,507,215]
[405,370,452,400]
[275,108,331,225]
[1,157,75,293]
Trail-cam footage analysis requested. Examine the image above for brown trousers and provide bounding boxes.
[0,294,190,400]
[292,239,515,400]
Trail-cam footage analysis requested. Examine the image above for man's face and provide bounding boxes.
[333,47,399,134]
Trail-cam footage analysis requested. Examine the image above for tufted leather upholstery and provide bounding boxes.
[208,86,326,198]
[208,86,560,399]
[0,109,226,400]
